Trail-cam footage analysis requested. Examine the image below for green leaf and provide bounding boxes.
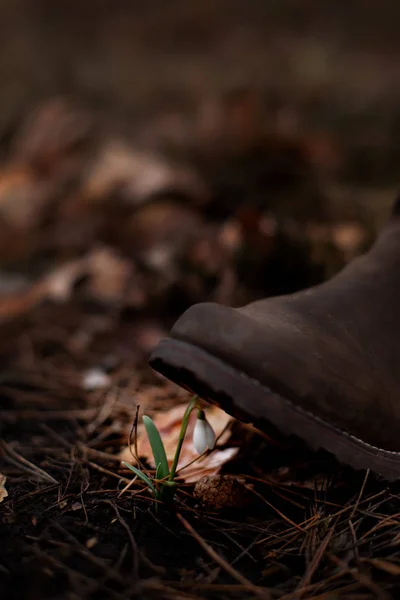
[122,461,158,497]
[142,415,170,480]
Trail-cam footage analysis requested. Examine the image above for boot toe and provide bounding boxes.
[163,300,393,452]
[169,301,315,403]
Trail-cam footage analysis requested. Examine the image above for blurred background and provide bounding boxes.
[0,0,400,358]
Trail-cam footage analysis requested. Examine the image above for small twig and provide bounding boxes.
[350,469,370,519]
[0,408,98,422]
[86,388,120,436]
[245,485,306,532]
[28,529,126,586]
[103,500,139,580]
[297,522,337,596]
[125,404,149,474]
[348,519,360,563]
[358,511,400,542]
[118,475,140,497]
[40,423,74,449]
[328,553,391,600]
[177,513,271,599]
[31,544,128,600]
[85,458,130,482]
[132,404,140,461]
[78,443,124,463]
[1,440,58,484]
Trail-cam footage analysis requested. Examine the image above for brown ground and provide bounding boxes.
[1,3,400,599]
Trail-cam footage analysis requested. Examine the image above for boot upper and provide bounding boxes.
[171,219,400,451]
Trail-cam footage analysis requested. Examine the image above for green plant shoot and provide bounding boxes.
[142,415,169,480]
[123,395,204,508]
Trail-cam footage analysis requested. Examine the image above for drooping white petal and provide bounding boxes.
[193,419,208,454]
[204,419,216,450]
[193,417,216,454]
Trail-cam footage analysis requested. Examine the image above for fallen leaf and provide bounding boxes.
[120,403,237,483]
[0,258,87,323]
[43,257,89,302]
[0,246,133,323]
[83,140,206,205]
[0,474,8,503]
[85,246,132,305]
[12,97,92,171]
[181,448,239,484]
[0,166,45,229]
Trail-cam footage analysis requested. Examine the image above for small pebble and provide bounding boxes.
[82,367,111,391]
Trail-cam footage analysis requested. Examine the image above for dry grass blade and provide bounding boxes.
[246,485,306,532]
[0,408,98,422]
[328,554,392,600]
[1,440,58,484]
[296,522,337,596]
[86,388,120,435]
[102,500,139,580]
[361,558,400,576]
[177,513,271,599]
[350,468,370,519]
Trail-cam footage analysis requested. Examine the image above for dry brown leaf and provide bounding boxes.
[180,448,239,484]
[43,257,90,302]
[85,246,132,305]
[44,247,133,305]
[83,140,206,205]
[0,166,45,229]
[0,474,8,503]
[0,246,135,323]
[120,403,237,483]
[0,257,88,323]
[12,97,92,169]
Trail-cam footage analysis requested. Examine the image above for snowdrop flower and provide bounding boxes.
[193,410,216,454]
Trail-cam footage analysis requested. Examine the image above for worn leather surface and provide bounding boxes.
[171,216,400,451]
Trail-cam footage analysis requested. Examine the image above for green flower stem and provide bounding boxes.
[168,395,199,482]
[160,480,178,503]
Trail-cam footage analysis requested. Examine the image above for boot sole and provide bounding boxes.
[150,338,400,481]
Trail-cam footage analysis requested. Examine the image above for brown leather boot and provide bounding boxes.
[150,202,400,479]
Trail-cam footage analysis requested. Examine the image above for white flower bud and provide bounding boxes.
[193,411,216,454]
